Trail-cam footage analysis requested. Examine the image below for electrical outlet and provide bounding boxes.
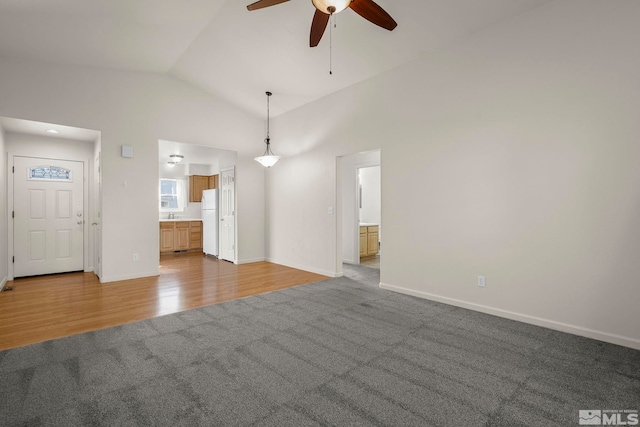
[132,253,139,262]
[477,276,486,287]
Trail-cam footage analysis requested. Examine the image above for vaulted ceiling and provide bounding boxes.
[0,0,552,118]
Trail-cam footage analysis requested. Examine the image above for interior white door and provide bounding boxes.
[219,167,236,263]
[93,152,102,278]
[13,156,84,277]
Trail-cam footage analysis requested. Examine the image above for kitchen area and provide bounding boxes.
[158,140,236,260]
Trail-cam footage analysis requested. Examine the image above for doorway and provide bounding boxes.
[357,165,381,268]
[158,140,237,264]
[2,118,100,282]
[339,149,381,269]
[13,156,85,277]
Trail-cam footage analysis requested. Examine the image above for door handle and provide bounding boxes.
[77,221,83,225]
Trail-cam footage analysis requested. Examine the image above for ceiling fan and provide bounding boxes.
[246,0,397,47]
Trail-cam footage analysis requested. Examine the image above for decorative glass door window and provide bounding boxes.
[28,166,72,181]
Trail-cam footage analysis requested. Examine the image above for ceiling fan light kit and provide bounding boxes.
[312,0,351,15]
[246,0,397,47]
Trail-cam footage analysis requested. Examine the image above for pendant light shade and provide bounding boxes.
[255,91,280,168]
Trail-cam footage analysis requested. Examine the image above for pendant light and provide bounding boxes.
[254,91,280,168]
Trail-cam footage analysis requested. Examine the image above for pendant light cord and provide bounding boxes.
[265,91,272,155]
[266,91,270,141]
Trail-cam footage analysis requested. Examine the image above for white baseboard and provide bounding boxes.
[99,270,160,284]
[265,258,339,278]
[379,282,640,351]
[0,276,6,292]
[237,257,266,265]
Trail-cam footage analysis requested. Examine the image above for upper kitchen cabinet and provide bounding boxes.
[208,174,218,190]
[189,175,208,202]
[189,174,219,202]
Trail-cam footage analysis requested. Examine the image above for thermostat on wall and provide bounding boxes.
[121,145,134,158]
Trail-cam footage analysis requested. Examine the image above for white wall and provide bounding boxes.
[359,166,381,226]
[0,59,266,281]
[0,124,6,289]
[267,0,640,349]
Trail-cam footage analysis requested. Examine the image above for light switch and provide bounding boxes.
[328,207,334,215]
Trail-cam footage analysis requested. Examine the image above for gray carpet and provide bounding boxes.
[1,264,639,426]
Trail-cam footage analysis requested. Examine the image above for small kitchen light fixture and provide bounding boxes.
[169,154,184,163]
[46,129,60,134]
[167,161,177,167]
[254,91,280,168]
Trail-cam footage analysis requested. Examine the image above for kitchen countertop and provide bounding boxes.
[159,218,202,222]
[359,223,379,227]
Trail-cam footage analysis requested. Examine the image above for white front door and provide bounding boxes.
[219,167,236,263]
[13,156,84,277]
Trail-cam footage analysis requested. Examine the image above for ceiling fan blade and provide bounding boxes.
[310,9,330,47]
[246,0,290,11]
[349,0,397,31]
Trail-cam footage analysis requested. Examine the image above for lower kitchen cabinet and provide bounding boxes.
[160,221,203,253]
[160,222,175,252]
[175,222,190,251]
[189,221,202,250]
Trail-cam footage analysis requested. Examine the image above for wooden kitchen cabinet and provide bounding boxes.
[175,222,190,250]
[189,221,202,250]
[189,174,219,202]
[208,174,219,190]
[160,221,203,253]
[189,175,209,202]
[160,222,175,252]
[360,225,379,258]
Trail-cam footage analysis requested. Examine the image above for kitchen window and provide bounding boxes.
[159,178,186,212]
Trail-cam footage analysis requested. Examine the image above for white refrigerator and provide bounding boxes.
[201,189,219,256]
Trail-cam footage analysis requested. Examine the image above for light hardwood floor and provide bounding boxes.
[0,253,328,351]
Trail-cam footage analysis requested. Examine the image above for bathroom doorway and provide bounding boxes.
[357,165,381,268]
[339,149,381,269]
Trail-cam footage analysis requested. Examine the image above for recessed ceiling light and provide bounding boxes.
[46,129,60,134]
